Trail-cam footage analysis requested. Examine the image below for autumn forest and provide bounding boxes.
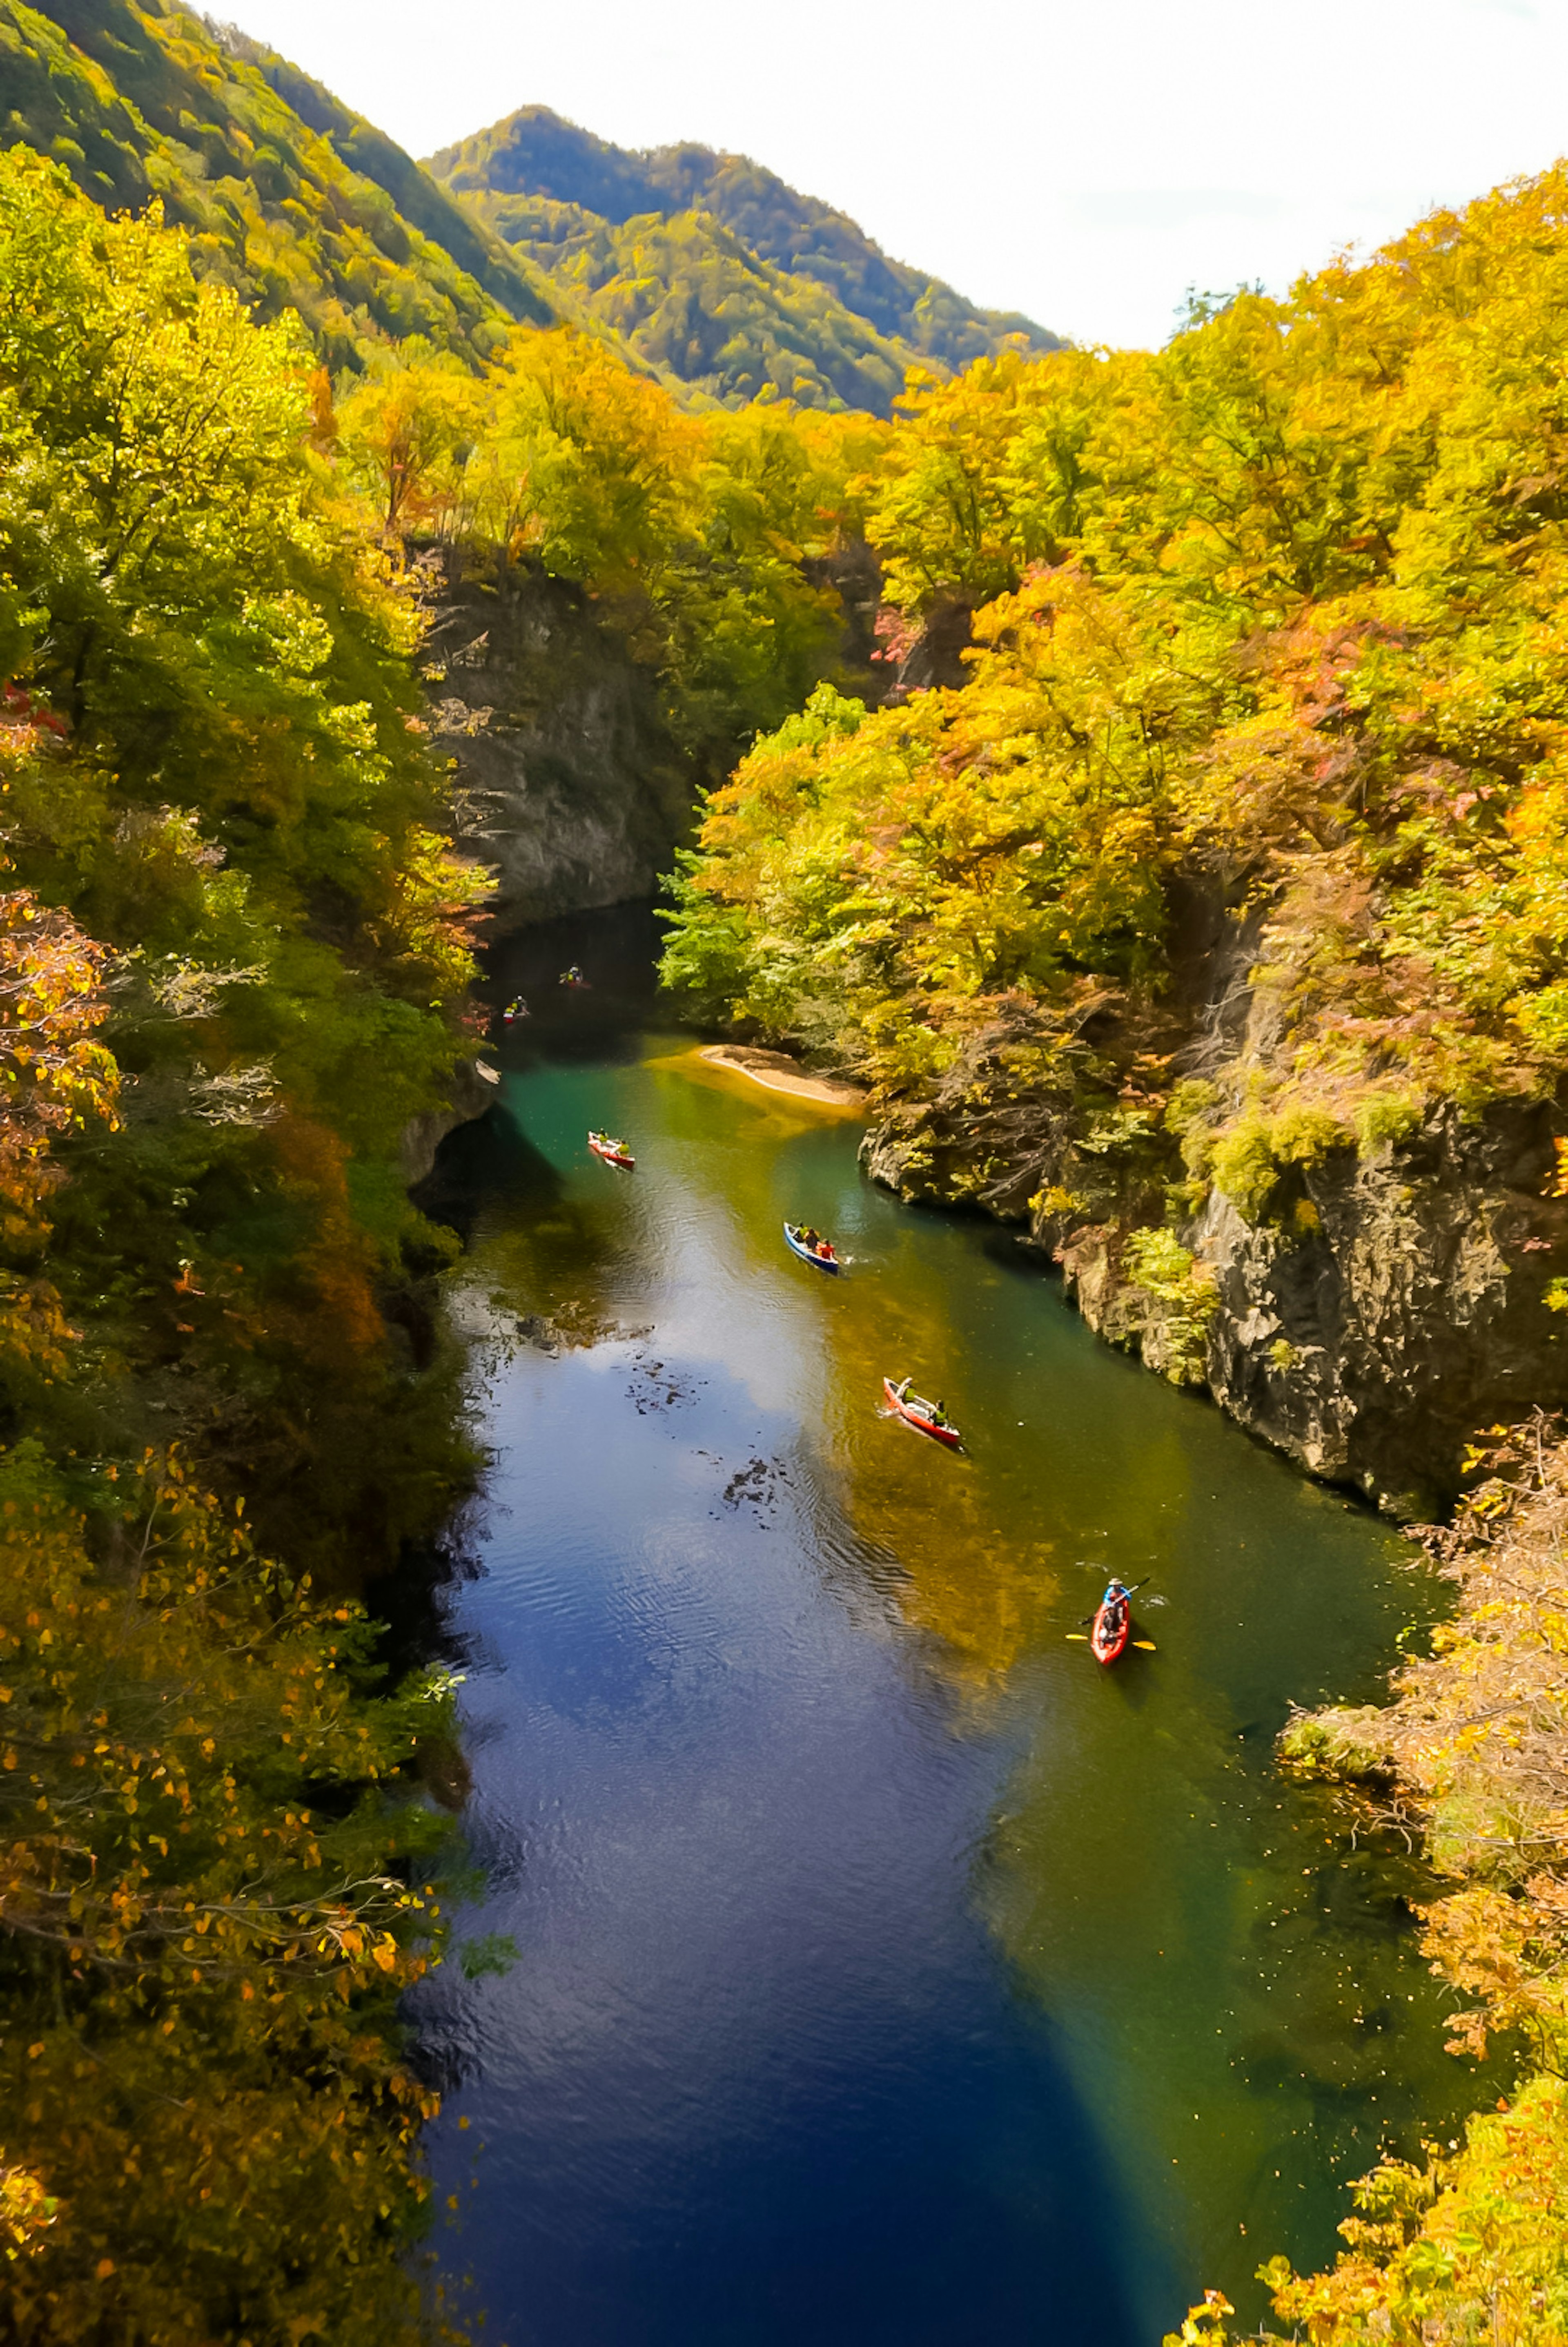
[0,0,1566,2340]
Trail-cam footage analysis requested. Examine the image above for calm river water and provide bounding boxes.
[416,910,1483,2347]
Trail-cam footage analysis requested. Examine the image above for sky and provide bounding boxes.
[224,0,1568,350]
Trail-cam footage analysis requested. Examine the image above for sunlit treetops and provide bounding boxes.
[663,163,1568,1216]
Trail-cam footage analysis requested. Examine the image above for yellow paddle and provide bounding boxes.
[1065,1632,1157,1651]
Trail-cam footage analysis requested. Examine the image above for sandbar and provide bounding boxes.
[697,1044,866,1108]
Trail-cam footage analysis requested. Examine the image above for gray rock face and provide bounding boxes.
[1196,1106,1568,1514]
[400,1057,501,1187]
[425,555,695,930]
[854,983,1568,1515]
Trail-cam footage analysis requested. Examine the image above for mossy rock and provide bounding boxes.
[1278,1704,1391,1782]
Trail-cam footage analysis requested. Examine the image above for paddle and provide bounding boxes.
[1066,1633,1158,1651]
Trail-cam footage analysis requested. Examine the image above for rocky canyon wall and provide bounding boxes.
[425,554,698,931]
[859,916,1568,1517]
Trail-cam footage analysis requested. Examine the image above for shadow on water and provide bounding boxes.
[412,924,1488,2347]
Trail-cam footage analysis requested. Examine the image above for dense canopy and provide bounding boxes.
[666,176,1568,1184]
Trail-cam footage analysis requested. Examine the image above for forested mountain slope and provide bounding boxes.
[662,177,1568,1511]
[429,104,1061,413]
[0,146,495,2340]
[0,0,554,366]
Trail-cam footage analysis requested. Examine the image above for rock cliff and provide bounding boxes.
[425,553,697,930]
[858,930,1568,1516]
[400,1055,501,1186]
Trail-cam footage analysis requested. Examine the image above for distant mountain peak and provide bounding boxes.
[427,104,1061,416]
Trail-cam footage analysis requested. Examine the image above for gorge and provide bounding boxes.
[0,4,1567,2343]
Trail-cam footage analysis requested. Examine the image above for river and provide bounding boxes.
[414,907,1485,2347]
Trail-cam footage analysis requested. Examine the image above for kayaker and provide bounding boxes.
[800,1225,820,1251]
[1101,1577,1129,1632]
[930,1400,949,1427]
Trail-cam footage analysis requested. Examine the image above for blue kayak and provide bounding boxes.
[784,1221,841,1274]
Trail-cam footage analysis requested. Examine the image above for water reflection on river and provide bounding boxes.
[416,912,1482,2347]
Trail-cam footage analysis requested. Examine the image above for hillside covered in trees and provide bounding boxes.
[0,77,883,2341]
[663,177,1568,1477]
[0,6,1051,413]
[429,105,1060,413]
[0,0,557,367]
[0,143,494,2340]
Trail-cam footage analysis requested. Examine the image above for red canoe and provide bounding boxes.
[882,1377,962,1448]
[1090,1597,1131,1666]
[588,1131,635,1169]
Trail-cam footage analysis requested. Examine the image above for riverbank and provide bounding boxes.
[697,1043,867,1107]
[853,1027,1567,1520]
[1175,1416,1568,2343]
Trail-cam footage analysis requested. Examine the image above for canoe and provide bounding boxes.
[882,1376,961,1448]
[1089,1597,1131,1667]
[588,1131,635,1169]
[784,1221,840,1274]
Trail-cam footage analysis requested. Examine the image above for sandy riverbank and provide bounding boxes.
[697,1044,866,1107]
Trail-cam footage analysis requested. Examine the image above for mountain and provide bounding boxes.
[428,106,1062,414]
[0,0,554,366]
[0,7,1058,410]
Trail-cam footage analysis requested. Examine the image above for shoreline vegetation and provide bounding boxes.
[0,142,497,2342]
[1169,1418,1568,2346]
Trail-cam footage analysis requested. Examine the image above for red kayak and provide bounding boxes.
[882,1377,961,1449]
[1090,1597,1131,1666]
[588,1130,635,1169]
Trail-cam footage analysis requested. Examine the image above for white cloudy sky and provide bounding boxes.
[224,0,1568,350]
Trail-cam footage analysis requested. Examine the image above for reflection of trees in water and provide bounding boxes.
[648,1053,1065,1693]
[423,1098,625,1348]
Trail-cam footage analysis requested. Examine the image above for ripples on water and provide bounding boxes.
[413,910,1485,2347]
